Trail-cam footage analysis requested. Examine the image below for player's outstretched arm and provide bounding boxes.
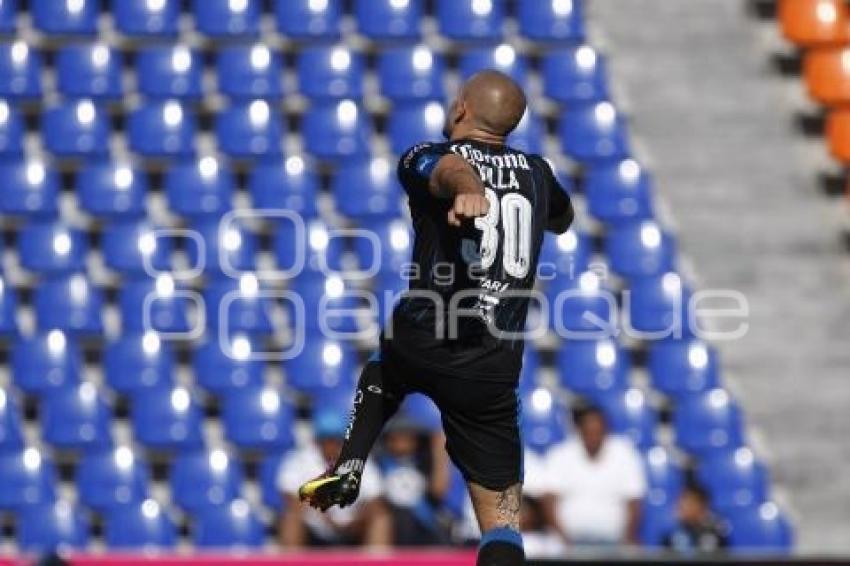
[429,154,490,226]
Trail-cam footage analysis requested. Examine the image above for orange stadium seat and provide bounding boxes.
[779,0,849,47]
[826,107,850,161]
[804,46,850,106]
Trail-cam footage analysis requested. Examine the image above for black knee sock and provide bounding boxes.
[333,360,403,475]
[477,528,525,566]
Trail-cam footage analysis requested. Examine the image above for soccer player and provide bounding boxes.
[299,70,574,565]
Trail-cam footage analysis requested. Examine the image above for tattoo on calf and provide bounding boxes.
[495,484,521,531]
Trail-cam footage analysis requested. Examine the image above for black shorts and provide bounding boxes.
[376,342,524,492]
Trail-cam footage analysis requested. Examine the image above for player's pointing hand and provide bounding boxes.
[448,192,490,227]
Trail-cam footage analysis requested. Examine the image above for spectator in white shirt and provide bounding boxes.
[278,406,390,548]
[541,404,646,547]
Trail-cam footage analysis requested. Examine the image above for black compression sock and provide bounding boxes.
[477,528,525,566]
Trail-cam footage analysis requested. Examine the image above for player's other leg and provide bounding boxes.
[469,481,525,566]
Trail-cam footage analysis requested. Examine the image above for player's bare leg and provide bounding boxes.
[468,481,525,566]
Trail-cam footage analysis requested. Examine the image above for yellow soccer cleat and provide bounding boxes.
[298,471,361,512]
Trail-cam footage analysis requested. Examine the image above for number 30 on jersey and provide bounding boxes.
[469,188,533,279]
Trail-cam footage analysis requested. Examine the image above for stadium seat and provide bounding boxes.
[779,0,848,48]
[643,445,684,510]
[605,220,676,279]
[17,501,90,552]
[373,270,407,324]
[11,330,82,395]
[248,156,320,217]
[17,221,88,275]
[550,271,617,335]
[517,347,542,394]
[0,0,16,32]
[507,110,545,154]
[259,453,287,511]
[0,41,43,99]
[102,220,173,275]
[459,44,529,85]
[518,0,586,42]
[558,101,630,164]
[104,499,178,549]
[639,501,678,548]
[378,45,446,102]
[41,382,112,451]
[193,499,265,548]
[0,160,59,217]
[333,157,404,218]
[0,448,57,510]
[288,273,362,334]
[697,447,769,511]
[648,338,721,398]
[56,44,122,100]
[103,332,176,393]
[136,46,203,100]
[273,0,341,40]
[303,100,373,160]
[400,393,442,432]
[274,218,345,274]
[222,386,295,451]
[355,0,422,40]
[193,336,265,394]
[539,229,592,290]
[76,447,150,511]
[114,0,180,37]
[216,100,285,158]
[727,502,793,551]
[31,0,98,35]
[204,275,274,335]
[131,386,204,450]
[352,217,412,275]
[387,101,446,155]
[598,388,658,450]
[77,162,148,218]
[626,272,693,337]
[0,99,24,158]
[118,275,192,333]
[826,107,850,163]
[542,45,608,105]
[164,157,235,218]
[193,0,260,37]
[436,0,505,41]
[585,158,654,223]
[804,46,850,106]
[34,274,104,335]
[283,338,357,395]
[170,449,244,511]
[521,387,569,454]
[556,338,630,399]
[0,388,24,453]
[128,101,196,157]
[673,388,744,455]
[187,219,257,276]
[297,46,365,100]
[42,99,109,157]
[216,44,283,100]
[0,274,17,336]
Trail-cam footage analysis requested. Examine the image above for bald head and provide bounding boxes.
[443,70,527,141]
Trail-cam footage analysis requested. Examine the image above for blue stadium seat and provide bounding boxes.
[222,387,295,451]
[193,499,265,549]
[400,393,442,433]
[76,447,150,511]
[0,99,24,158]
[186,219,257,276]
[274,218,345,274]
[114,0,180,37]
[288,273,361,334]
[0,42,43,99]
[102,220,173,275]
[17,221,88,275]
[193,0,260,37]
[0,160,59,217]
[648,339,720,399]
[727,502,793,552]
[518,347,541,394]
[606,221,676,280]
[136,46,203,100]
[217,44,283,100]
[302,100,373,160]
[697,447,769,511]
[34,274,104,335]
[41,382,112,451]
[17,501,90,552]
[0,388,24,453]
[0,274,17,336]
[297,46,365,100]
[0,0,17,33]
[131,386,204,450]
[0,448,56,510]
[56,44,122,100]
[387,101,445,155]
[128,101,196,157]
[283,338,357,395]
[104,499,178,549]
[550,271,617,335]
[521,387,569,454]
[643,446,684,511]
[31,0,98,35]
[598,388,658,450]
[104,332,176,393]
[373,270,407,324]
[259,453,287,511]
[170,449,243,511]
[42,100,109,157]
[542,45,608,105]
[639,502,677,548]
[627,272,693,337]
[673,388,744,455]
[518,0,586,42]
[585,158,653,223]
[193,336,264,394]
[353,217,412,275]
[11,330,82,395]
[539,229,592,292]
[355,0,422,40]
[559,101,629,164]
[333,157,404,218]
[507,110,545,154]
[118,275,191,334]
[436,0,505,41]
[248,156,320,217]
[273,0,341,40]
[77,162,147,218]
[165,157,235,219]
[378,46,445,102]
[459,44,529,85]
[556,338,630,400]
[204,275,274,335]
[216,100,284,158]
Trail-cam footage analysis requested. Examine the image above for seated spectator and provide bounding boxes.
[541,403,646,547]
[278,407,390,548]
[663,483,729,554]
[520,495,568,558]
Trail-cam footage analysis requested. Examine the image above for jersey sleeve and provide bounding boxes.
[538,158,574,233]
[397,142,453,200]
